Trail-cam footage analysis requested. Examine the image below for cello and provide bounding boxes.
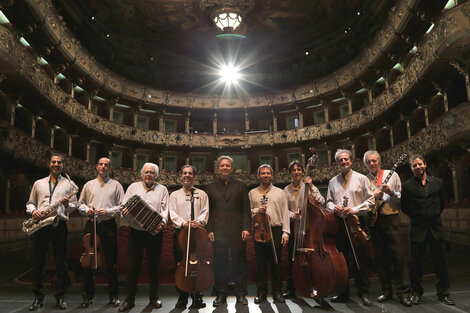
[292,148,348,299]
[174,188,214,294]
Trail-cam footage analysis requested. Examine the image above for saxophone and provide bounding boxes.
[22,174,79,235]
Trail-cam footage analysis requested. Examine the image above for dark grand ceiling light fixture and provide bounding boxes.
[200,0,254,38]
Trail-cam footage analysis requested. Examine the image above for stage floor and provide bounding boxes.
[1,249,469,313]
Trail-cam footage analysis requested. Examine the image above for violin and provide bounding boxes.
[342,197,370,246]
[174,188,213,293]
[292,148,348,299]
[80,208,101,269]
[252,195,271,243]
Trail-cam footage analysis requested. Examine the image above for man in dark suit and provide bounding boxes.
[401,154,455,306]
[206,156,251,306]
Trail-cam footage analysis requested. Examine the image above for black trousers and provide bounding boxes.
[125,228,163,303]
[82,219,119,300]
[285,221,296,293]
[31,220,69,298]
[213,237,247,296]
[370,214,410,297]
[253,226,283,295]
[335,217,370,297]
[410,231,450,296]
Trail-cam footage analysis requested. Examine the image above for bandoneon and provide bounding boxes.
[122,195,164,233]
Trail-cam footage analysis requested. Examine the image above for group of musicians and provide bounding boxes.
[25,150,455,311]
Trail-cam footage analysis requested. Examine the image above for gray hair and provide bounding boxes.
[180,164,196,175]
[216,155,234,168]
[141,162,159,177]
[409,154,426,167]
[334,149,353,162]
[257,164,273,176]
[363,150,381,165]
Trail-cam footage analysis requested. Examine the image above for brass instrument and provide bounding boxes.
[22,174,79,235]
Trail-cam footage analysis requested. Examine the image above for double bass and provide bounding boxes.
[292,148,348,299]
[174,188,213,294]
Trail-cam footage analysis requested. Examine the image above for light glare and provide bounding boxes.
[220,65,240,84]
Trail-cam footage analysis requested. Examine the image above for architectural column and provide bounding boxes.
[132,108,138,127]
[5,178,11,214]
[247,158,251,174]
[31,116,36,138]
[244,110,250,131]
[272,110,277,132]
[342,92,352,114]
[327,149,332,165]
[68,136,73,156]
[449,60,470,102]
[274,155,279,172]
[159,109,165,131]
[323,103,329,122]
[185,111,190,134]
[50,127,55,149]
[86,143,91,163]
[298,108,304,128]
[442,91,449,112]
[213,112,217,135]
[301,152,306,166]
[10,101,16,126]
[351,142,356,159]
[389,126,394,148]
[406,118,411,139]
[159,155,163,171]
[133,152,137,170]
[423,106,429,127]
[370,135,377,151]
[449,158,459,203]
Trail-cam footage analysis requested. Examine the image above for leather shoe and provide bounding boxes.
[80,296,93,308]
[236,295,248,305]
[438,295,455,306]
[29,296,44,311]
[273,292,286,303]
[109,297,120,307]
[399,295,412,307]
[360,294,372,306]
[283,290,296,299]
[377,293,392,303]
[189,294,206,309]
[254,294,267,304]
[410,294,422,305]
[212,294,227,307]
[149,299,162,309]
[55,297,67,310]
[175,295,188,309]
[118,301,135,312]
[330,295,349,303]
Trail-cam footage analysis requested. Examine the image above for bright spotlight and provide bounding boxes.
[219,65,240,84]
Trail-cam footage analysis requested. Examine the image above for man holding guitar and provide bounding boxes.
[364,151,412,307]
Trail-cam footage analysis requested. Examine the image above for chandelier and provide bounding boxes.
[201,0,254,34]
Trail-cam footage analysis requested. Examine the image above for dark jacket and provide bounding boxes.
[401,175,445,242]
[205,177,251,242]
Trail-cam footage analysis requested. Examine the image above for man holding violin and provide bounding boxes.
[249,164,290,304]
[169,165,209,309]
[326,149,374,306]
[283,160,325,299]
[77,157,124,308]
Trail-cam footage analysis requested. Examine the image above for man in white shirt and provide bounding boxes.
[364,151,411,306]
[326,149,374,306]
[26,154,78,311]
[249,164,289,304]
[118,163,169,312]
[169,165,209,309]
[78,157,124,308]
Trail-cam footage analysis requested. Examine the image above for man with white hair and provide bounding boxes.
[326,149,374,306]
[118,163,169,312]
[364,150,411,306]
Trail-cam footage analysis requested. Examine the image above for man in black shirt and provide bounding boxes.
[206,156,251,306]
[401,154,455,306]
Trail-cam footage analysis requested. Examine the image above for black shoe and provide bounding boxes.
[236,295,248,305]
[29,296,44,311]
[118,301,135,312]
[438,295,455,306]
[189,296,206,309]
[109,297,120,307]
[330,295,349,303]
[175,295,188,309]
[55,297,68,310]
[254,294,267,304]
[315,297,328,306]
[80,296,93,308]
[212,294,227,307]
[283,290,296,299]
[410,294,422,305]
[360,294,372,306]
[399,295,412,307]
[273,292,286,303]
[377,293,392,303]
[149,299,162,309]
